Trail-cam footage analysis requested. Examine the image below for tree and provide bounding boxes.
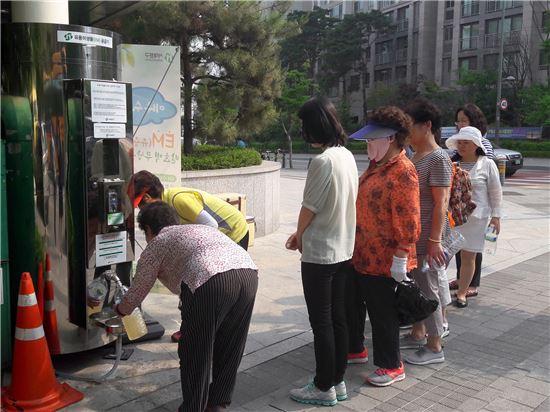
[279,7,338,79]
[276,70,318,168]
[320,11,392,122]
[456,69,498,123]
[519,84,550,126]
[106,1,292,154]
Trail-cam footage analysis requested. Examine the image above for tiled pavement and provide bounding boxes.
[156,254,550,412]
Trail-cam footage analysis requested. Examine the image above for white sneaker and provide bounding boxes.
[289,382,337,406]
[441,325,450,339]
[335,381,347,401]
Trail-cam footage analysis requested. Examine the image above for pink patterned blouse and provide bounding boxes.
[118,225,257,315]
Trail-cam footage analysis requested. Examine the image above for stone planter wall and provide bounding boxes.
[181,161,281,237]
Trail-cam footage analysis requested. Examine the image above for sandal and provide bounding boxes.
[448,280,459,290]
[455,298,468,308]
[452,289,478,299]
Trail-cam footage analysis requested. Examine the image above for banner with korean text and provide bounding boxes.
[120,44,181,188]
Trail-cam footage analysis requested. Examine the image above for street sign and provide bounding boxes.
[499,98,508,111]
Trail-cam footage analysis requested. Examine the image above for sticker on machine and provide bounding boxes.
[91,81,127,123]
[96,231,127,266]
[94,123,126,139]
[57,30,113,48]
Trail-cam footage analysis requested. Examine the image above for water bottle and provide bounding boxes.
[484,225,498,255]
[121,308,148,341]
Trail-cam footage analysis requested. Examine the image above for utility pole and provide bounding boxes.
[494,5,506,146]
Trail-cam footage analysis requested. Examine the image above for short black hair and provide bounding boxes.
[455,103,488,136]
[405,98,442,144]
[138,202,180,236]
[298,96,347,147]
[132,170,164,199]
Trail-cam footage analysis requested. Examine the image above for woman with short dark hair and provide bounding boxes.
[287,96,358,406]
[402,99,453,366]
[115,202,258,412]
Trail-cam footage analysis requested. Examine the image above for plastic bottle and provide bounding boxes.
[86,278,108,317]
[121,308,148,341]
[484,224,498,255]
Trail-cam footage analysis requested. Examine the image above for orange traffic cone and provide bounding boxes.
[1,272,84,411]
[43,255,61,355]
[37,261,44,319]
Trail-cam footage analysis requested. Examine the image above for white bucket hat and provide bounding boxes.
[445,126,486,153]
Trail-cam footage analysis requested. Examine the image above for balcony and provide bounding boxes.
[375,53,393,65]
[396,19,409,32]
[484,31,521,48]
[460,36,478,51]
[395,48,407,62]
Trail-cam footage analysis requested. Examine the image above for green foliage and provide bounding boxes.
[280,7,338,77]
[498,140,550,152]
[336,99,359,135]
[518,84,550,126]
[181,146,261,170]
[456,69,498,123]
[106,1,293,152]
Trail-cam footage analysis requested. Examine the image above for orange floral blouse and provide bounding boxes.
[352,151,421,277]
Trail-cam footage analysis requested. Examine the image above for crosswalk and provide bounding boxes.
[505,170,550,188]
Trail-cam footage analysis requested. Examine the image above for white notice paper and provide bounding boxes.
[96,231,127,267]
[94,123,126,139]
[91,82,127,123]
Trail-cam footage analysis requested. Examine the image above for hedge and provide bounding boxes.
[182,145,261,170]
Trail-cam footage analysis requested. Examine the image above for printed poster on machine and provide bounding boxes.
[120,44,181,188]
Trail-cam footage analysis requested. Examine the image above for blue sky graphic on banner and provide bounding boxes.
[133,87,177,125]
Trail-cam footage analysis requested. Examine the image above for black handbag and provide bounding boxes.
[395,281,439,326]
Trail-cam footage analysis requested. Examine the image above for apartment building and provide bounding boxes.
[287,1,549,120]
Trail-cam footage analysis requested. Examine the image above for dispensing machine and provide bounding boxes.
[1,23,136,354]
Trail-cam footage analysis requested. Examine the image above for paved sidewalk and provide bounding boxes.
[56,169,549,411]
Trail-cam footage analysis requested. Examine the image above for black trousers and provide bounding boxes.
[301,260,349,391]
[455,252,482,287]
[353,270,401,369]
[178,268,258,412]
[345,264,367,354]
[238,231,249,251]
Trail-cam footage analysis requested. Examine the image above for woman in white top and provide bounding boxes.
[445,126,502,308]
[286,97,358,407]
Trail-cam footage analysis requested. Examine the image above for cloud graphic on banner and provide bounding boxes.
[133,87,177,125]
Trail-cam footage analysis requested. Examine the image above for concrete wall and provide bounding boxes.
[181,161,281,237]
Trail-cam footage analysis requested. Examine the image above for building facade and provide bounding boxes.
[287,1,549,119]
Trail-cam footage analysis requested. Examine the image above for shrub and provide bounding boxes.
[182,145,261,170]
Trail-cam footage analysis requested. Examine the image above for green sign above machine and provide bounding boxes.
[57,30,112,48]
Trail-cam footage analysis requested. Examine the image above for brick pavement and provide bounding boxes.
[156,253,549,411]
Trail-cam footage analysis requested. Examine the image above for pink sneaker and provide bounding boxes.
[347,348,368,364]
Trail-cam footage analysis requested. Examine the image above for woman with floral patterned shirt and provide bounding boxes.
[115,202,258,412]
[348,106,421,387]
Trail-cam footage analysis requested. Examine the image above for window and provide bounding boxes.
[413,2,420,29]
[543,11,549,28]
[354,1,361,13]
[461,1,479,17]
[445,1,454,21]
[328,84,339,97]
[540,49,550,67]
[487,1,522,12]
[374,69,392,83]
[412,32,419,57]
[330,3,343,19]
[442,58,452,86]
[364,71,371,87]
[396,7,409,32]
[396,37,408,62]
[375,40,393,65]
[483,54,499,69]
[396,66,407,81]
[349,74,360,92]
[444,25,453,41]
[486,15,522,47]
[460,23,479,51]
[459,56,477,74]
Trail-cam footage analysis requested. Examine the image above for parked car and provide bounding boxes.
[440,138,523,176]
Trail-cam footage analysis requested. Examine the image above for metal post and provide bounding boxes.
[494,6,506,146]
[497,159,506,186]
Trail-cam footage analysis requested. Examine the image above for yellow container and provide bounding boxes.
[246,216,255,247]
[122,308,148,340]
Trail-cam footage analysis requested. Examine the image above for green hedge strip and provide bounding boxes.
[182,145,261,170]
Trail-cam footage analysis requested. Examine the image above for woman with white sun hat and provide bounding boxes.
[445,126,502,308]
